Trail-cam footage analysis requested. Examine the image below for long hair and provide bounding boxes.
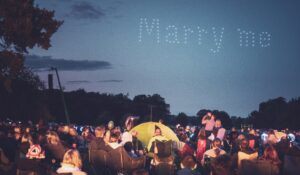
[62,149,83,168]
[239,138,249,151]
[262,146,281,165]
[198,128,206,140]
[21,133,33,145]
[46,131,60,145]
[69,127,78,137]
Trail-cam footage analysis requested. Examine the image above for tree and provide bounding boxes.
[133,94,170,122]
[0,0,62,121]
[0,0,63,89]
[248,97,300,129]
[212,110,232,129]
[175,112,188,127]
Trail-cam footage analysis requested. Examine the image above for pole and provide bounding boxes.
[52,67,70,124]
[150,105,153,122]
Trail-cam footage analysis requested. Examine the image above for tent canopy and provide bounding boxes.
[130,122,179,147]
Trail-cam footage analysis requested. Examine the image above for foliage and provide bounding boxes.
[0,0,63,53]
[44,90,171,125]
[0,0,62,90]
[248,97,300,130]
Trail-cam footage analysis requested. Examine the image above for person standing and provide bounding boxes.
[214,120,226,141]
[201,112,216,138]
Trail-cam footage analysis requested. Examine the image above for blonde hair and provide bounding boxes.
[69,128,78,137]
[62,125,70,134]
[47,131,60,145]
[62,149,82,168]
[21,133,33,145]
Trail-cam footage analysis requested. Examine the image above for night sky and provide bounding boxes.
[27,0,300,117]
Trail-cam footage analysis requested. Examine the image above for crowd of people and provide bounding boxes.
[0,112,300,175]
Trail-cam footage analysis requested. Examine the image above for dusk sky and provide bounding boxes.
[27,0,300,117]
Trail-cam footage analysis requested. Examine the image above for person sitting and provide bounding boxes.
[232,138,257,170]
[228,127,239,155]
[177,155,201,175]
[211,154,232,175]
[201,138,226,166]
[248,129,259,151]
[259,146,281,174]
[213,120,226,141]
[16,133,45,174]
[132,130,145,156]
[238,145,281,175]
[56,149,87,175]
[267,130,279,146]
[57,125,73,147]
[147,126,168,153]
[178,134,194,160]
[81,126,94,143]
[104,121,115,143]
[19,133,32,159]
[45,131,67,165]
[121,116,137,146]
[108,133,121,149]
[25,133,45,160]
[89,125,112,152]
[124,142,138,158]
[68,127,84,149]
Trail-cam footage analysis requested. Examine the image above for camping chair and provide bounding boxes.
[0,147,12,172]
[153,140,173,157]
[89,149,110,175]
[16,158,42,175]
[283,155,300,175]
[239,159,280,175]
[152,162,175,175]
[108,147,146,175]
[151,140,175,174]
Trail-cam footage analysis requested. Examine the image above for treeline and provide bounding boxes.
[48,89,170,126]
[248,97,300,130]
[1,78,300,129]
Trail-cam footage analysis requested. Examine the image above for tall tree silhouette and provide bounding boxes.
[0,0,62,91]
[0,0,62,121]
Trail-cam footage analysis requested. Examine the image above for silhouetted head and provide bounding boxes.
[215,120,222,128]
[95,125,106,138]
[180,155,197,170]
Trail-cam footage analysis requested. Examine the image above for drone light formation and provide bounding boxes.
[138,18,271,54]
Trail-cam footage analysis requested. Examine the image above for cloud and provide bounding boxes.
[65,80,123,84]
[67,80,91,84]
[66,1,105,20]
[97,80,123,83]
[25,55,111,71]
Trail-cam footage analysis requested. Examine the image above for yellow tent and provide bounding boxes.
[274,131,286,140]
[130,122,179,147]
